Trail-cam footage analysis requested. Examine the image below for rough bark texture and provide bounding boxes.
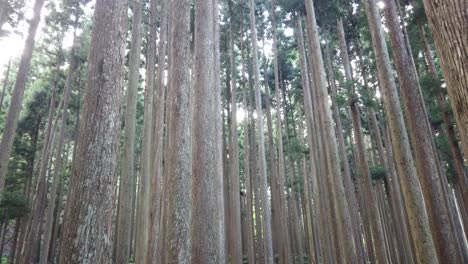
[164,0,192,261]
[248,0,274,262]
[240,8,255,261]
[303,1,357,262]
[191,0,225,262]
[421,0,468,159]
[271,2,291,262]
[58,0,127,261]
[296,18,326,264]
[116,0,142,262]
[364,0,438,263]
[0,0,45,194]
[227,1,242,262]
[383,0,461,262]
[135,0,156,261]
[331,20,366,262]
[22,53,62,264]
[147,0,168,260]
[39,25,79,264]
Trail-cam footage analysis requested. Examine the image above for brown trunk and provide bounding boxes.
[364,0,438,262]
[164,0,192,261]
[115,0,142,262]
[135,0,157,261]
[421,0,468,159]
[22,49,63,263]
[8,218,20,264]
[270,2,292,262]
[226,1,242,262]
[191,0,225,262]
[0,58,11,111]
[58,0,127,261]
[248,0,273,261]
[0,0,46,193]
[0,220,8,257]
[418,23,468,225]
[240,9,255,261]
[146,0,168,260]
[383,1,461,261]
[303,2,357,262]
[40,23,80,264]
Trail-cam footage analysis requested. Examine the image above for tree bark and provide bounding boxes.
[147,0,168,260]
[0,0,46,194]
[421,0,468,160]
[0,58,11,111]
[248,0,273,262]
[115,0,142,262]
[190,0,225,262]
[364,0,438,263]
[383,0,461,261]
[39,23,80,264]
[164,0,192,261]
[303,2,357,262]
[58,0,127,261]
[135,0,156,261]
[227,1,242,262]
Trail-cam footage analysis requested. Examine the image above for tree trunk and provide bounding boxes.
[135,0,157,261]
[383,0,461,261]
[164,0,192,261]
[190,0,225,262]
[22,49,63,263]
[0,58,11,111]
[364,0,438,262]
[146,0,168,260]
[116,0,142,262]
[226,1,242,262]
[0,0,46,194]
[40,23,80,264]
[303,2,357,262]
[421,0,468,159]
[58,0,127,261]
[271,2,292,262]
[8,218,20,264]
[248,0,273,262]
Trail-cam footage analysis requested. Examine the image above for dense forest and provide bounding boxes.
[0,0,466,263]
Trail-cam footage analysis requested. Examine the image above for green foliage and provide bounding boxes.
[0,191,29,221]
[370,165,386,182]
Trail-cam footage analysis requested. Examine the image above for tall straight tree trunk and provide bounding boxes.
[40,24,80,264]
[420,0,468,159]
[135,0,156,261]
[164,0,192,261]
[227,1,242,262]
[0,0,46,194]
[271,1,291,262]
[58,0,127,261]
[22,49,63,263]
[303,2,357,262]
[333,19,367,263]
[296,18,327,264]
[329,21,387,263]
[116,0,142,262]
[418,23,468,226]
[248,0,273,262]
[383,1,461,261]
[364,0,438,263]
[0,58,11,111]
[240,8,255,261]
[147,0,168,260]
[249,88,264,264]
[191,0,225,262]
